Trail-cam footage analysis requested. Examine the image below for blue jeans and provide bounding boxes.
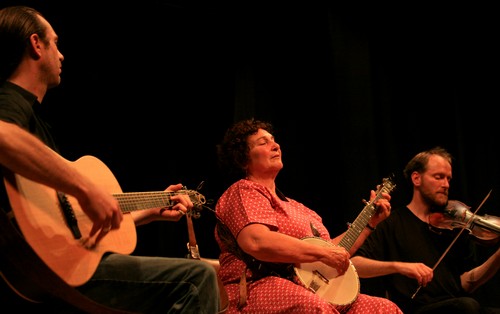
[76,253,220,313]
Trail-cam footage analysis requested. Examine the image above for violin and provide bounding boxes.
[428,200,500,245]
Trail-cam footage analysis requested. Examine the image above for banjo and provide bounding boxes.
[294,177,396,309]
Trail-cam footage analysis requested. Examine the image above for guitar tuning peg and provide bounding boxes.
[196,181,205,191]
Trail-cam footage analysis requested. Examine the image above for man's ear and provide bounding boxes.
[411,171,421,187]
[28,33,42,60]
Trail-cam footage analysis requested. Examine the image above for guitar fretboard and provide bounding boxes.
[338,198,379,251]
[113,191,184,213]
[338,178,395,251]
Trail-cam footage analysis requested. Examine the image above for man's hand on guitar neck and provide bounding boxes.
[131,183,193,226]
[158,183,193,221]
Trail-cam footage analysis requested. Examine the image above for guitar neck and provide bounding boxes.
[113,190,204,215]
[338,178,395,251]
[338,198,380,251]
[114,191,181,213]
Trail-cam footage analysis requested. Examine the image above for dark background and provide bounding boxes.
[2,0,500,308]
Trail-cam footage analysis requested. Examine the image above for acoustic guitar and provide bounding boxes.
[294,177,396,309]
[2,154,206,300]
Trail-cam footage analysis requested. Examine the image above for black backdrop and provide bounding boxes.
[3,0,499,307]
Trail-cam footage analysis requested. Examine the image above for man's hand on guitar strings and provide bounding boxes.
[78,182,123,247]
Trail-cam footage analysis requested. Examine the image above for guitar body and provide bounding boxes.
[3,155,137,288]
[294,237,360,308]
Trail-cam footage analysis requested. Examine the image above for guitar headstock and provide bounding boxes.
[182,189,207,219]
[379,175,396,195]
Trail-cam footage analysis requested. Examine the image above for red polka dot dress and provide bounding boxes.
[215,179,402,314]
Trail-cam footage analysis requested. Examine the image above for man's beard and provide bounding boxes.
[421,189,448,213]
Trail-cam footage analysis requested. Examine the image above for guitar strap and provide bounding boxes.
[186,212,201,259]
[185,213,229,313]
[215,221,295,310]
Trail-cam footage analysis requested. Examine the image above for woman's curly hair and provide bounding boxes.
[216,118,274,179]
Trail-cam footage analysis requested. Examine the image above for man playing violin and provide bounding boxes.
[351,146,500,314]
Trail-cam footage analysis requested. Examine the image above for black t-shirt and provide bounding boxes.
[0,80,58,213]
[354,206,477,313]
[0,80,57,150]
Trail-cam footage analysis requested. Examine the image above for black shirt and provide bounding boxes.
[354,206,476,313]
[0,80,58,213]
[0,80,57,150]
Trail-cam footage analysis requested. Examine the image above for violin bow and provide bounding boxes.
[411,189,493,299]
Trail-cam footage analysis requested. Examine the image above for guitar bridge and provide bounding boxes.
[57,191,81,239]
